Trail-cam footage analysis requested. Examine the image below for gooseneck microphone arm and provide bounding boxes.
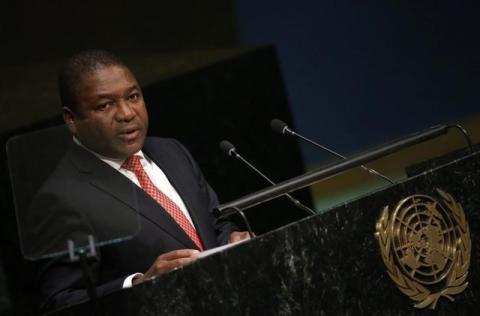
[217,124,451,215]
[448,124,473,153]
[270,119,395,184]
[219,140,316,216]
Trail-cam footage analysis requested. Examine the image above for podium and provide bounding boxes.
[48,146,479,315]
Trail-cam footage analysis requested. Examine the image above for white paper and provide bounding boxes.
[196,239,247,259]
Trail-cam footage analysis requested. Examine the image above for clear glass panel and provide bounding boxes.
[7,125,140,260]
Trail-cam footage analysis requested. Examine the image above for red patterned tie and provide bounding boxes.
[122,155,204,251]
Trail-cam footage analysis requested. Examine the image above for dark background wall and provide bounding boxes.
[235,0,480,164]
[0,0,238,133]
[0,0,236,63]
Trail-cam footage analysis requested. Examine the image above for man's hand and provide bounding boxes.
[132,249,199,285]
[228,231,254,244]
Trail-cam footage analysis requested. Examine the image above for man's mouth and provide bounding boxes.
[119,128,140,141]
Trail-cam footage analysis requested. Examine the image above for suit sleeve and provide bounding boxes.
[36,255,124,312]
[30,189,125,312]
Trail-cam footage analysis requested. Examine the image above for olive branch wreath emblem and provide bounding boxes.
[375,189,471,309]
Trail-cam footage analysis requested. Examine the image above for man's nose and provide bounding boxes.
[116,101,135,121]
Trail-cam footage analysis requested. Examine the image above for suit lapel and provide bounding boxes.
[68,143,197,249]
[68,143,138,211]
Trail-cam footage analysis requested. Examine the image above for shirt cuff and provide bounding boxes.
[122,273,143,288]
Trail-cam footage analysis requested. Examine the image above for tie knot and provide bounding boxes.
[122,155,142,172]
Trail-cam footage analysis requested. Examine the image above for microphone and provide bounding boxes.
[270,119,394,184]
[219,140,316,215]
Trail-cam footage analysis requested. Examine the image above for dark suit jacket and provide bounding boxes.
[26,137,236,311]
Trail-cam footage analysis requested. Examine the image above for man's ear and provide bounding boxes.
[63,106,77,134]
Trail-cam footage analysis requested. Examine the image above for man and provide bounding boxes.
[29,50,250,311]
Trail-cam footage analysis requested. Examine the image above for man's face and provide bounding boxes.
[64,65,149,159]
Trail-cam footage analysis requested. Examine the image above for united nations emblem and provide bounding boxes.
[375,189,471,309]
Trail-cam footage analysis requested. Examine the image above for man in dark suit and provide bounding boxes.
[28,50,250,311]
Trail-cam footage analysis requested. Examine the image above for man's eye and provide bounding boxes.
[96,103,112,111]
[128,93,139,102]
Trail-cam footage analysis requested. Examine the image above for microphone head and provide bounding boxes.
[219,140,236,156]
[270,118,289,135]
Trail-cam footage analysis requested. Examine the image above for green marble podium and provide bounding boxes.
[49,148,480,315]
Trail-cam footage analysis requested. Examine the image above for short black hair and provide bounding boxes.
[58,49,127,110]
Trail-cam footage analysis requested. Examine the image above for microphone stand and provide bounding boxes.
[232,152,316,215]
[220,140,316,216]
[287,129,395,184]
[271,119,394,184]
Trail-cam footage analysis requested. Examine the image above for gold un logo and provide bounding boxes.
[375,189,471,309]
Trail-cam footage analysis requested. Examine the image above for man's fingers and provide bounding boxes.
[157,249,199,261]
[157,257,196,270]
[151,256,197,275]
[228,231,254,243]
[140,249,201,282]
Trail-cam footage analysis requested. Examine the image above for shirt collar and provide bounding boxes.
[73,136,146,170]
